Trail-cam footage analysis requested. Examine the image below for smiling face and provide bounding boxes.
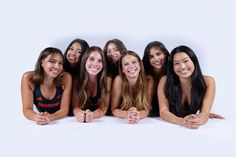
[41,53,63,78]
[66,42,82,65]
[106,43,122,63]
[173,52,195,79]
[149,47,166,72]
[85,51,103,76]
[122,54,141,79]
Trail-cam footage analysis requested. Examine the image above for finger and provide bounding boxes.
[209,113,225,119]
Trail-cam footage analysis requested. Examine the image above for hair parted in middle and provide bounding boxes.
[73,46,107,109]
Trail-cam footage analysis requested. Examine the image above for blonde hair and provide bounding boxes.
[119,51,149,111]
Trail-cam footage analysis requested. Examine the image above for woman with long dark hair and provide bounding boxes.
[142,41,169,116]
[158,45,223,129]
[72,46,110,123]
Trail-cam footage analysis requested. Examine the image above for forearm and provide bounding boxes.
[139,109,149,119]
[198,112,209,125]
[73,107,83,115]
[93,108,106,119]
[160,110,183,125]
[49,108,68,121]
[23,109,37,121]
[112,109,128,119]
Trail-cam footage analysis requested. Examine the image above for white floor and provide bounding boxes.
[2,114,235,157]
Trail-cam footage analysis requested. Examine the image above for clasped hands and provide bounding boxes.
[76,109,94,123]
[35,112,51,125]
[127,107,140,124]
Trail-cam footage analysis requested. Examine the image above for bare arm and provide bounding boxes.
[198,76,216,124]
[158,76,184,125]
[146,75,154,107]
[21,71,38,121]
[111,76,128,118]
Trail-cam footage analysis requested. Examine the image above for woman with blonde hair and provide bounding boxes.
[112,51,150,124]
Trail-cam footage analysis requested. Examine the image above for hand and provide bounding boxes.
[85,109,94,123]
[209,112,224,119]
[182,114,200,129]
[35,112,50,125]
[76,111,85,123]
[127,107,140,124]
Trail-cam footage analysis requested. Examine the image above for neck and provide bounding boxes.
[43,75,55,87]
[88,75,97,84]
[127,77,138,87]
[179,78,192,89]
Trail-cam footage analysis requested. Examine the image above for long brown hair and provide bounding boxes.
[119,51,149,111]
[73,46,107,109]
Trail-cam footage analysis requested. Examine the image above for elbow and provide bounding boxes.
[159,110,167,120]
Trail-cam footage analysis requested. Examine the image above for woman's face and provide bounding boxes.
[149,47,166,71]
[66,42,82,65]
[41,53,63,78]
[173,52,195,79]
[85,51,103,76]
[106,43,121,63]
[122,54,140,79]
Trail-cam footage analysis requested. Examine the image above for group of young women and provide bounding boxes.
[21,38,224,129]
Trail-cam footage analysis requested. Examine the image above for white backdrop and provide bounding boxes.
[0,0,235,157]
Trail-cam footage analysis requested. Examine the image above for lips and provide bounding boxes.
[50,69,61,76]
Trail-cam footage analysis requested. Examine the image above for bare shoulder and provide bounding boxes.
[203,75,215,86]
[159,75,167,83]
[146,74,154,81]
[22,71,33,81]
[61,71,72,81]
[21,71,34,90]
[113,75,123,85]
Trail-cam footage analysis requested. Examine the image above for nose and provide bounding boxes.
[179,63,186,69]
[54,62,61,69]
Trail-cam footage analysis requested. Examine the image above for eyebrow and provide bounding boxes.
[173,57,189,62]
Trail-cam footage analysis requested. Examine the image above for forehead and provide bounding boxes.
[173,52,189,61]
[89,51,102,59]
[45,53,63,61]
[71,42,81,48]
[122,54,138,62]
[107,43,117,48]
[150,47,162,55]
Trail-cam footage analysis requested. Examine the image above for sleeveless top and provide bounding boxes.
[81,84,101,111]
[149,87,160,117]
[33,85,63,114]
[169,102,200,118]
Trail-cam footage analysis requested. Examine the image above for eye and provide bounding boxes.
[149,55,154,59]
[174,62,179,66]
[76,49,82,53]
[89,57,95,61]
[98,59,103,63]
[59,61,64,65]
[132,60,137,64]
[49,60,56,64]
[69,47,74,51]
[123,62,129,66]
[184,59,189,63]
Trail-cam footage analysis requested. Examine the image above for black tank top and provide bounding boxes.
[82,84,101,111]
[33,85,63,114]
